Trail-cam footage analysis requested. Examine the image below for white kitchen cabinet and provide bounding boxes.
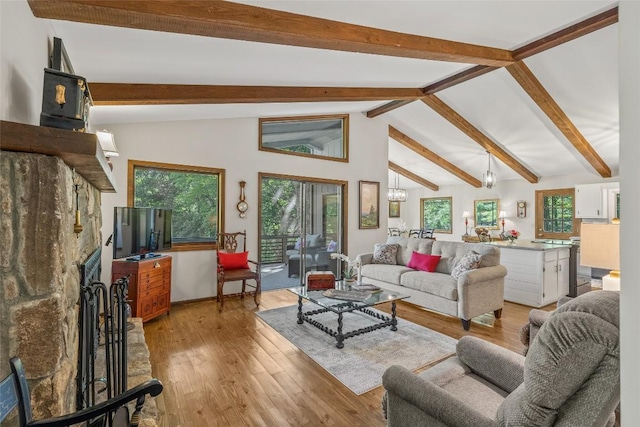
[575,184,605,218]
[501,245,571,308]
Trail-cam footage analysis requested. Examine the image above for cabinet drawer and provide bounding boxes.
[141,281,166,295]
[138,275,164,288]
[138,257,171,272]
[140,287,164,299]
[544,251,559,262]
[558,249,570,260]
[139,267,166,280]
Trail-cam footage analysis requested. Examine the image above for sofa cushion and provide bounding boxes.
[431,241,500,274]
[373,243,398,265]
[466,243,501,268]
[407,252,441,272]
[400,271,458,300]
[307,234,321,247]
[451,250,482,279]
[386,236,436,266]
[361,264,413,285]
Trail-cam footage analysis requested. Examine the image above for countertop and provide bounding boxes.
[485,241,571,251]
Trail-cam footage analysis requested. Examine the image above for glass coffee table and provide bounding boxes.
[288,284,410,349]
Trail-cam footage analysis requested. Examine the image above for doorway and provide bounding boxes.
[258,173,347,291]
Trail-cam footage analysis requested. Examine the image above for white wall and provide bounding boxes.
[390,172,619,241]
[2,1,637,416]
[0,0,53,124]
[100,114,389,301]
[619,1,640,423]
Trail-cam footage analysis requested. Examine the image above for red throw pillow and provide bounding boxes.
[407,252,441,273]
[218,251,249,270]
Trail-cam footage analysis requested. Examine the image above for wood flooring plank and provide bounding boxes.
[143,290,550,426]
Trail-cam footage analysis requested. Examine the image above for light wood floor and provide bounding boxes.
[143,290,554,427]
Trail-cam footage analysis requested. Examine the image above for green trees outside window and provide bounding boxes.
[474,199,499,229]
[129,160,224,250]
[421,197,452,233]
[542,194,573,233]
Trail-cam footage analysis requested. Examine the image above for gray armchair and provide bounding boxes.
[382,291,620,426]
[519,296,574,355]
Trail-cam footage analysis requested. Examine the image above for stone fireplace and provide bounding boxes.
[0,150,101,419]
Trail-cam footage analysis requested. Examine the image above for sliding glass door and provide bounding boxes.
[259,174,346,290]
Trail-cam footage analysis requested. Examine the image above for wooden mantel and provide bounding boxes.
[1,120,116,192]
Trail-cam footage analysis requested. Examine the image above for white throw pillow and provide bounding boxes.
[451,250,482,279]
[372,243,398,265]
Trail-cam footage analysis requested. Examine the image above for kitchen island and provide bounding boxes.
[485,241,571,307]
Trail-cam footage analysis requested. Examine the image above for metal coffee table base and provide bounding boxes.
[296,296,398,349]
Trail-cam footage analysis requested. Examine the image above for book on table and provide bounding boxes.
[351,283,382,293]
[322,289,372,302]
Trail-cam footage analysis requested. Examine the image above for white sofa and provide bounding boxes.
[356,237,507,330]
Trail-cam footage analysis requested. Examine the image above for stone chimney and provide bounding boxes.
[0,151,101,419]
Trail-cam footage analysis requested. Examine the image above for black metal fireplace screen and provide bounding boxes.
[78,248,129,414]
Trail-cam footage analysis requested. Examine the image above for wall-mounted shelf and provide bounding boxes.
[0,120,116,192]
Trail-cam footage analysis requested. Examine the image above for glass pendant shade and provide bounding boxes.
[388,173,407,202]
[483,152,496,189]
[388,187,407,202]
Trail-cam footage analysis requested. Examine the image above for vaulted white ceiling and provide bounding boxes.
[34,0,619,188]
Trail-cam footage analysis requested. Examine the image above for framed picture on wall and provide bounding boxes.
[389,201,400,218]
[359,181,380,229]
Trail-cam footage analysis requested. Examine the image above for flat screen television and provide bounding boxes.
[113,207,172,260]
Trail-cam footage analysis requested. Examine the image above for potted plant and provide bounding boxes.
[329,253,361,283]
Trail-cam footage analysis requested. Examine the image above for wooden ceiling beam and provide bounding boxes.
[513,6,618,61]
[89,84,426,105]
[366,100,416,119]
[422,65,497,95]
[366,65,498,118]
[28,0,514,66]
[506,61,612,177]
[365,7,618,117]
[389,126,481,188]
[421,94,539,183]
[388,161,439,192]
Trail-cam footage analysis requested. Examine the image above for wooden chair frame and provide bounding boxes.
[216,230,261,312]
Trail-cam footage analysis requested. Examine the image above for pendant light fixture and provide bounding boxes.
[388,172,407,202]
[483,151,496,189]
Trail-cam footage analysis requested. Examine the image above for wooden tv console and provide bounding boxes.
[112,255,172,322]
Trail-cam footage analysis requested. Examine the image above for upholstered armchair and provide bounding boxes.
[382,291,620,426]
[519,296,574,355]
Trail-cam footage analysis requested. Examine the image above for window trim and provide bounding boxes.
[420,197,453,234]
[535,188,577,239]
[127,160,225,251]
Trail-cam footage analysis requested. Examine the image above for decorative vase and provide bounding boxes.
[507,237,517,245]
[342,278,355,290]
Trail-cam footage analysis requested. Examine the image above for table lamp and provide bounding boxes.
[499,211,507,233]
[462,211,471,236]
[580,222,620,291]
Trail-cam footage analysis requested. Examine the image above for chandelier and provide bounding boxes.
[388,172,407,202]
[483,151,496,189]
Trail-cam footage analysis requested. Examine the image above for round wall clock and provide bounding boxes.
[237,181,248,218]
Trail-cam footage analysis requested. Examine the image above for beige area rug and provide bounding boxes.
[256,304,457,395]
